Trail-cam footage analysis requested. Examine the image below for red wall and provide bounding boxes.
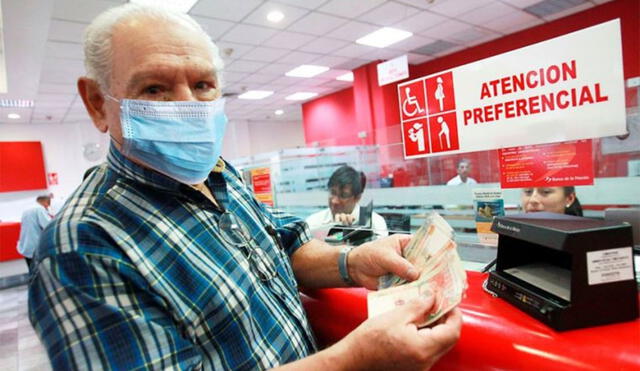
[301,88,359,146]
[0,141,47,192]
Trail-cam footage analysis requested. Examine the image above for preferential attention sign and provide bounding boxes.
[398,20,626,159]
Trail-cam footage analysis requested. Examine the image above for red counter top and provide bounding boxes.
[302,270,640,370]
[0,222,22,261]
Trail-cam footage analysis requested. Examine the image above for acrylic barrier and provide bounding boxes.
[301,271,640,370]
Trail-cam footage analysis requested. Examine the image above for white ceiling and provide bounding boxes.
[0,0,612,126]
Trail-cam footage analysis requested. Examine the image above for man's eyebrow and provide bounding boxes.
[126,71,167,92]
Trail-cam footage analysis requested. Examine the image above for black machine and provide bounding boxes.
[487,212,638,331]
[325,201,374,245]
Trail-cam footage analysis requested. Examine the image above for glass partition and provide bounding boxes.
[231,84,639,272]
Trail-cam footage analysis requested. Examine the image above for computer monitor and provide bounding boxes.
[605,208,640,249]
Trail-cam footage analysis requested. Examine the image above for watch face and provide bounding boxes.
[83,142,102,162]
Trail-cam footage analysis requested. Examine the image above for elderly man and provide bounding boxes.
[29,4,461,370]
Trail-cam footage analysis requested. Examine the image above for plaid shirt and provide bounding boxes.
[29,146,316,370]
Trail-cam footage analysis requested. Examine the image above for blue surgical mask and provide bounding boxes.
[106,95,228,184]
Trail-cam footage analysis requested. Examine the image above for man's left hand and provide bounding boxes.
[348,234,419,290]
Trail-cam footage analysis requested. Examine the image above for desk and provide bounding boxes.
[302,271,640,370]
[0,222,21,261]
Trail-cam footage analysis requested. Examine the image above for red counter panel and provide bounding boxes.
[0,222,22,261]
[302,271,640,370]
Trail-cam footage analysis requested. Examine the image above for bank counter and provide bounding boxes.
[0,222,21,261]
[301,271,640,370]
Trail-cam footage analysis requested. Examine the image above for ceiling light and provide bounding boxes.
[336,72,354,82]
[0,99,34,108]
[267,10,285,23]
[7,113,20,119]
[129,0,198,13]
[285,65,330,78]
[356,27,413,48]
[238,90,274,100]
[285,92,318,101]
[274,109,284,115]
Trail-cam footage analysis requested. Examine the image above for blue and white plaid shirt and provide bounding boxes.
[29,146,316,370]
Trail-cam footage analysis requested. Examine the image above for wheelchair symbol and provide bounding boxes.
[402,87,425,117]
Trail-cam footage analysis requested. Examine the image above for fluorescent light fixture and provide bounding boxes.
[129,0,198,13]
[0,99,34,108]
[238,90,274,100]
[285,92,318,101]
[336,72,354,82]
[7,113,20,119]
[267,10,284,23]
[285,65,329,78]
[274,109,284,115]
[356,27,413,48]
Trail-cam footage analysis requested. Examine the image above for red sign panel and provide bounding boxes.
[498,140,594,188]
[425,71,456,114]
[251,167,273,206]
[399,72,460,158]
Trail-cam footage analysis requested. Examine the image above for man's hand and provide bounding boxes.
[331,296,462,371]
[348,234,419,290]
[334,213,356,225]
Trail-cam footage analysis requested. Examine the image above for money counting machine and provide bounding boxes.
[487,212,638,331]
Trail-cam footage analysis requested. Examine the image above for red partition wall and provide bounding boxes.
[0,222,22,261]
[0,141,47,192]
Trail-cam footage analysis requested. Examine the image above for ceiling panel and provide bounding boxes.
[318,0,386,18]
[242,46,291,63]
[243,1,309,29]
[48,19,87,44]
[276,51,323,65]
[297,37,351,54]
[52,0,124,23]
[428,0,496,17]
[392,10,448,34]
[191,16,236,40]
[5,0,604,125]
[359,1,422,26]
[220,24,278,45]
[458,2,517,27]
[190,0,263,22]
[261,31,317,50]
[326,21,380,42]
[286,12,349,36]
[44,41,84,60]
[272,0,329,10]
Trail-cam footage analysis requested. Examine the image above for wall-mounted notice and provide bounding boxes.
[473,189,504,247]
[498,140,594,189]
[378,55,409,86]
[251,167,274,206]
[398,20,626,159]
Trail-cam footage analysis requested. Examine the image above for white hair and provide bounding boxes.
[82,3,224,90]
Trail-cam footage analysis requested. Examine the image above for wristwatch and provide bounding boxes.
[338,246,356,286]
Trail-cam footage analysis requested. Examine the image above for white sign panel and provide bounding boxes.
[378,55,409,86]
[586,247,634,285]
[398,20,626,159]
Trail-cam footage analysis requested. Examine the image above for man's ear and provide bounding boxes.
[77,77,109,133]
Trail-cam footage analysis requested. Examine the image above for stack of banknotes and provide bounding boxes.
[368,212,468,326]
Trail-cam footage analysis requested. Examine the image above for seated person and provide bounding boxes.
[306,165,388,237]
[521,186,583,216]
[446,159,477,185]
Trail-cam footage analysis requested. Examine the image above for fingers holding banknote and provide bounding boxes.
[335,296,461,371]
[349,234,419,290]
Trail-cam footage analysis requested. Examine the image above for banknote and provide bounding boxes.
[369,212,467,326]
